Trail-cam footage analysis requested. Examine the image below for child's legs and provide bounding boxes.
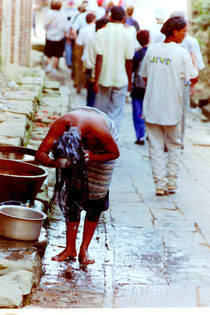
[132,97,145,140]
[65,41,72,67]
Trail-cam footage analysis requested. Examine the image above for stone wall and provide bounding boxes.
[0,0,32,67]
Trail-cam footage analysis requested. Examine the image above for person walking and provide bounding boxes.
[170,11,205,149]
[131,30,150,145]
[140,17,198,196]
[84,16,109,107]
[43,1,66,74]
[35,107,119,264]
[74,13,96,93]
[125,5,140,32]
[93,5,135,132]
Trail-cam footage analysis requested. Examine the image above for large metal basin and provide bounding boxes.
[0,158,48,203]
[0,205,47,241]
[0,145,37,164]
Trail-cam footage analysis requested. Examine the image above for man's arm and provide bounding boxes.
[93,54,103,93]
[35,117,70,168]
[125,59,133,92]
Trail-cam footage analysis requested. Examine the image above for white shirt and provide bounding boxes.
[149,23,165,44]
[140,42,198,125]
[84,35,97,77]
[76,23,96,61]
[63,8,79,35]
[181,35,205,71]
[95,23,135,87]
[44,10,67,41]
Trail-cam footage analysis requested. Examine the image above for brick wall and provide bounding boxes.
[0,0,32,67]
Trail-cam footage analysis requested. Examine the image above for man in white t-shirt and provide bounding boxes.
[149,7,167,44]
[170,11,205,148]
[93,6,135,131]
[84,16,110,107]
[74,13,96,93]
[140,17,198,196]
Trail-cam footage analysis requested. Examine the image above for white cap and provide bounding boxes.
[154,7,167,21]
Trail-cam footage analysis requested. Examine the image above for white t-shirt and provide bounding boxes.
[149,23,165,44]
[76,23,96,61]
[140,42,198,125]
[181,35,205,71]
[95,23,135,87]
[44,10,67,41]
[84,35,96,76]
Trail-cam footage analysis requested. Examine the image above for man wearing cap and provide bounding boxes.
[149,7,168,44]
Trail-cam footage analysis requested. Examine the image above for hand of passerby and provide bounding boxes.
[127,81,132,93]
[93,81,99,94]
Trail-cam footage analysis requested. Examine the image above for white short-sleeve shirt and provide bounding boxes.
[44,10,67,41]
[140,42,198,125]
[181,35,205,71]
[76,23,96,60]
[95,23,135,87]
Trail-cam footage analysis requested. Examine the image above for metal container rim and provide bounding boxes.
[0,158,48,178]
[0,205,47,221]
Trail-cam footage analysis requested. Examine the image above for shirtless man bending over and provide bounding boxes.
[35,107,119,264]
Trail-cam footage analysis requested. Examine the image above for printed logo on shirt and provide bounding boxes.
[150,56,171,65]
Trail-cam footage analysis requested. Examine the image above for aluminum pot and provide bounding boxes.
[0,205,47,241]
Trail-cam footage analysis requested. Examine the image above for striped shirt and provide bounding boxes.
[72,107,118,200]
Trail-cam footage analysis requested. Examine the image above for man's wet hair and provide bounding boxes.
[96,17,110,31]
[111,6,125,22]
[161,17,186,37]
[137,30,150,46]
[86,13,96,24]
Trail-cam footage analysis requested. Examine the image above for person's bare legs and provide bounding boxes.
[53,57,59,70]
[52,221,80,261]
[79,219,99,264]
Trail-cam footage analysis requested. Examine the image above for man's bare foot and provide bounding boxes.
[78,248,95,264]
[51,249,77,262]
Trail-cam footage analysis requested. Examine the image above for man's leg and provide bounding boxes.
[79,212,101,264]
[94,85,111,114]
[181,84,190,148]
[146,122,168,193]
[132,97,145,142]
[52,221,80,261]
[164,122,182,190]
[109,85,127,132]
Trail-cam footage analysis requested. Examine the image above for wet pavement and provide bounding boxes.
[26,58,210,310]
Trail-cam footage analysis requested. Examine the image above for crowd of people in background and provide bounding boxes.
[36,0,206,264]
[42,0,204,197]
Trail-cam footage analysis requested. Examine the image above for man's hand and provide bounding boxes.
[83,150,90,163]
[54,157,71,168]
[127,81,132,92]
[93,81,99,94]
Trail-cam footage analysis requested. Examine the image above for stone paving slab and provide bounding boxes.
[6,100,35,117]
[5,91,38,101]
[113,285,199,307]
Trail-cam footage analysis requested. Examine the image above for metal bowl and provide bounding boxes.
[0,145,37,164]
[0,205,47,241]
[0,158,48,203]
